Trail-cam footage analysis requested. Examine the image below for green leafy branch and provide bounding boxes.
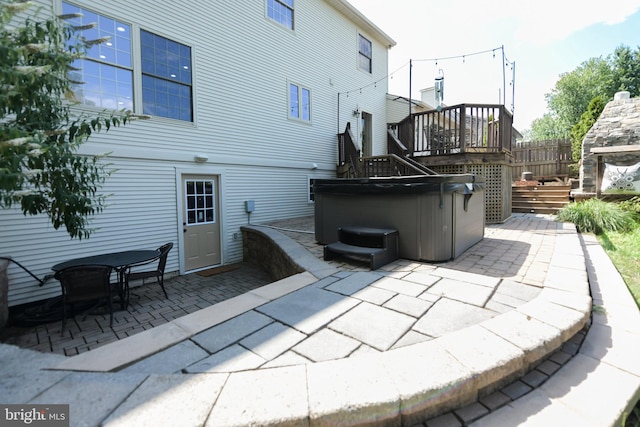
[0,1,147,239]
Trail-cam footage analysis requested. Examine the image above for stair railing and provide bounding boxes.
[361,154,437,177]
[338,122,360,176]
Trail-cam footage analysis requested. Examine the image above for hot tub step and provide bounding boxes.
[324,226,399,270]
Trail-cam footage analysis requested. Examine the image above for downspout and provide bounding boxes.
[337,92,340,134]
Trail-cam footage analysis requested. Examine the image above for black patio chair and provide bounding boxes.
[54,265,114,336]
[125,242,173,300]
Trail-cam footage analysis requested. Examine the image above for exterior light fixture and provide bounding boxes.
[194,154,208,163]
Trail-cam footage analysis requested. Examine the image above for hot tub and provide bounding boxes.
[313,175,485,262]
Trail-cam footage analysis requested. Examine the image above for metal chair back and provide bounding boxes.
[54,265,113,334]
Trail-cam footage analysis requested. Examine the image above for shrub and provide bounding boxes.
[0,2,142,239]
[556,198,636,234]
[617,196,640,218]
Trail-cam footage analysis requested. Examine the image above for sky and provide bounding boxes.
[347,0,640,132]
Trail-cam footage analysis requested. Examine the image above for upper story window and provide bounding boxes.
[358,34,372,73]
[267,0,294,30]
[62,2,194,122]
[63,2,133,110]
[289,83,310,122]
[141,30,193,121]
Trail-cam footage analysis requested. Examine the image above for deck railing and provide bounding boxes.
[337,122,360,168]
[389,103,513,156]
[361,154,437,177]
[387,129,409,157]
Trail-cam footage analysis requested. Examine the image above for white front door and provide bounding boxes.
[182,174,221,271]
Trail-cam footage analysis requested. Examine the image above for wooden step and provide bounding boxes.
[513,207,566,214]
[512,186,571,194]
[512,184,571,214]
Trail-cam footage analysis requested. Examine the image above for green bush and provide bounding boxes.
[557,198,636,234]
[0,2,142,239]
[570,96,606,164]
[618,196,640,217]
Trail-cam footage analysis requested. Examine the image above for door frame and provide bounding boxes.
[361,111,373,157]
[175,167,226,274]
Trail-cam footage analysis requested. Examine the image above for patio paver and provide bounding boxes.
[1,214,639,426]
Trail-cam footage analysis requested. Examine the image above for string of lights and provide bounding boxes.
[338,61,411,97]
[338,44,514,98]
[336,44,516,133]
[413,45,505,65]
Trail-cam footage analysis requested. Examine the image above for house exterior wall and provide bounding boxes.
[386,95,433,125]
[2,0,393,306]
[387,96,412,125]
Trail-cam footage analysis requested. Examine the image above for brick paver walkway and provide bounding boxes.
[1,262,271,356]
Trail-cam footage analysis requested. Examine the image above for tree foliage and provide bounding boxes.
[545,57,612,134]
[528,45,640,141]
[569,96,605,167]
[528,112,569,141]
[608,45,640,97]
[0,1,140,239]
[571,96,606,159]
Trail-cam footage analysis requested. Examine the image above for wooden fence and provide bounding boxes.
[511,139,573,181]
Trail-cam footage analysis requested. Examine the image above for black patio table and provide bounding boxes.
[52,249,161,309]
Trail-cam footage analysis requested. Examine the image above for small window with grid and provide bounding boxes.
[185,179,216,224]
[267,0,294,30]
[308,177,315,203]
[358,34,372,73]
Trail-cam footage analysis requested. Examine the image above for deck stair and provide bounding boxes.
[324,226,399,270]
[512,184,571,214]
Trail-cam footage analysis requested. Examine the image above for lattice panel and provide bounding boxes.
[430,164,511,223]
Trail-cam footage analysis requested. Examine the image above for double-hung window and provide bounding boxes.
[289,83,310,122]
[358,34,372,73]
[62,2,193,122]
[63,2,133,111]
[140,30,192,121]
[267,0,294,30]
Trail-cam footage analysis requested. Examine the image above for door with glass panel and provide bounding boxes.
[182,175,221,271]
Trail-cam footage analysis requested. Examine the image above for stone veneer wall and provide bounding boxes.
[241,227,303,281]
[580,92,640,193]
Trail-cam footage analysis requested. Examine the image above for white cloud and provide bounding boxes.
[509,0,640,45]
[352,0,640,48]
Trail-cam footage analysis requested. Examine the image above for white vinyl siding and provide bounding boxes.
[2,0,391,306]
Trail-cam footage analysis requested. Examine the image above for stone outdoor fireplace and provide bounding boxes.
[578,91,640,196]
